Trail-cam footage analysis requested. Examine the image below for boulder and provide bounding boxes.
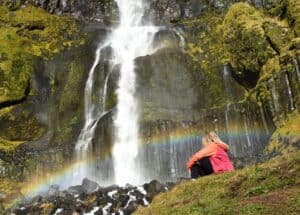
[47,184,60,196]
[143,180,166,197]
[124,201,139,214]
[82,178,100,193]
[67,185,85,195]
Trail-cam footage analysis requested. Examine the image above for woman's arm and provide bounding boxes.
[186,144,216,169]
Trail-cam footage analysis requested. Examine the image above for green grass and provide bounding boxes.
[135,151,300,215]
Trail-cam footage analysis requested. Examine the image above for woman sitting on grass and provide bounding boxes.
[186,132,234,179]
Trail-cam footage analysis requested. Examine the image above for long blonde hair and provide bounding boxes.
[202,131,223,146]
[208,131,223,143]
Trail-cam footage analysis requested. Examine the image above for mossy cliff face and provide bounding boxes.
[179,10,245,108]
[0,5,85,152]
[266,111,300,155]
[0,5,82,102]
[223,3,277,88]
[178,1,299,153]
[234,1,300,153]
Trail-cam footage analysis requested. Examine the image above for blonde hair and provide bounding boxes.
[201,131,223,146]
[208,131,222,143]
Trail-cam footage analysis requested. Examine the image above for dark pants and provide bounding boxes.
[190,157,214,179]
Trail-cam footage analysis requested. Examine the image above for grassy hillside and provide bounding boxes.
[135,151,300,215]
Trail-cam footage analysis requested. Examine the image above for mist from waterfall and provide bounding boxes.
[111,0,159,185]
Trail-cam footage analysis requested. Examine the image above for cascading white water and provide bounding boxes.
[110,0,159,185]
[74,43,109,183]
[284,73,294,111]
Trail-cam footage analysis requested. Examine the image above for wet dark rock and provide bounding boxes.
[82,178,100,193]
[67,185,85,195]
[124,201,139,214]
[101,184,119,194]
[95,209,104,215]
[9,179,172,214]
[47,184,60,196]
[144,180,166,195]
[118,194,130,208]
[29,195,42,205]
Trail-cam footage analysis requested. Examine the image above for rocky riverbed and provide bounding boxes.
[7,179,177,215]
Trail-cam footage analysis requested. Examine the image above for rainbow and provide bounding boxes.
[9,125,267,206]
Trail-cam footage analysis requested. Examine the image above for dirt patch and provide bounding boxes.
[226,174,247,198]
[238,187,295,209]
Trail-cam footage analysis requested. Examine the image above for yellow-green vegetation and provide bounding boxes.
[0,4,85,151]
[286,0,300,36]
[59,62,85,116]
[222,1,299,90]
[39,203,55,215]
[266,111,300,154]
[0,178,22,209]
[223,3,275,88]
[0,5,84,102]
[0,137,24,152]
[135,151,300,215]
[180,11,244,108]
[0,106,46,140]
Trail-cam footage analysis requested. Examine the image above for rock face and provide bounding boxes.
[1,0,119,21]
[2,0,293,23]
[8,179,169,215]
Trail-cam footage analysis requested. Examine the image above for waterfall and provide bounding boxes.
[284,73,294,111]
[73,0,184,186]
[73,45,104,182]
[223,64,233,99]
[110,0,159,185]
[269,78,280,113]
[293,57,300,84]
[102,69,113,111]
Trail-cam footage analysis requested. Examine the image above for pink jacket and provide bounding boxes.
[187,142,234,173]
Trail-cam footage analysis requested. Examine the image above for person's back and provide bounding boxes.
[209,144,234,174]
[186,132,234,179]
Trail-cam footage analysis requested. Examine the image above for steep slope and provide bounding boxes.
[135,150,300,215]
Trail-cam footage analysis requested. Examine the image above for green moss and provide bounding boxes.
[39,203,55,214]
[0,105,47,146]
[263,19,294,52]
[0,137,24,152]
[266,111,300,154]
[135,151,300,215]
[0,5,84,103]
[286,0,300,36]
[0,177,22,208]
[59,62,85,115]
[263,0,287,17]
[53,58,87,144]
[222,3,277,88]
[0,5,86,150]
[178,11,243,108]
